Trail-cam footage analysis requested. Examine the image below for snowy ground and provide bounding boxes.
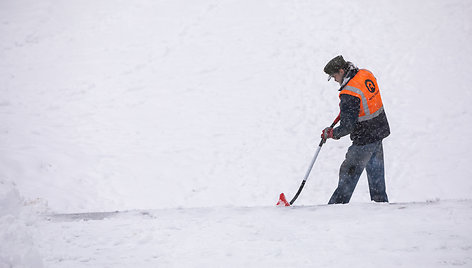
[38,200,472,268]
[1,0,472,267]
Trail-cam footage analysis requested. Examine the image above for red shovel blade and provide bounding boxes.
[276,193,290,206]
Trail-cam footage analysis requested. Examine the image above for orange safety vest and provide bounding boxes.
[339,69,384,122]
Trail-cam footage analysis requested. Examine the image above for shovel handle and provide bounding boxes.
[290,114,341,205]
[331,113,341,127]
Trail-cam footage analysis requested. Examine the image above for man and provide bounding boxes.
[321,55,390,204]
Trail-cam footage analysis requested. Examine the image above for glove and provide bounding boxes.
[321,127,334,141]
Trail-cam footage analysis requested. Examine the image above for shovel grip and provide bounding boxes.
[319,113,341,146]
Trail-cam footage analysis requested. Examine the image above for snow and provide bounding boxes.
[0,180,43,268]
[1,0,472,267]
[40,201,472,267]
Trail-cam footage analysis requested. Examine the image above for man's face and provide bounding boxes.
[330,69,345,85]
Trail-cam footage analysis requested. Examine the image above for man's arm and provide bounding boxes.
[332,94,360,139]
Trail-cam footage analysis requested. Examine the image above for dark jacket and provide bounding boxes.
[332,70,390,145]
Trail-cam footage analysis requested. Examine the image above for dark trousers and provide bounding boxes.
[328,140,388,204]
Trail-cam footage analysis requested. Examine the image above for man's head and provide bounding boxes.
[324,55,348,84]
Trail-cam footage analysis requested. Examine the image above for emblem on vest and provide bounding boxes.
[365,79,376,93]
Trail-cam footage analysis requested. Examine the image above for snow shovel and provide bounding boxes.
[277,114,340,206]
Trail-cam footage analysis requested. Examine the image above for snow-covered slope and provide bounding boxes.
[1,0,472,267]
[1,0,472,212]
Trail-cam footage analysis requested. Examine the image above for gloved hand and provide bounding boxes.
[321,127,334,141]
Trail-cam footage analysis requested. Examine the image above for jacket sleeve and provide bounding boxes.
[333,94,360,139]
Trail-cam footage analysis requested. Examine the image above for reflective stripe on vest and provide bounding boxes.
[339,69,384,122]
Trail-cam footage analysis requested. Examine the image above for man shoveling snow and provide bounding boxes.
[322,55,391,204]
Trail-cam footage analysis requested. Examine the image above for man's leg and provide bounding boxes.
[366,141,388,202]
[328,143,375,204]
